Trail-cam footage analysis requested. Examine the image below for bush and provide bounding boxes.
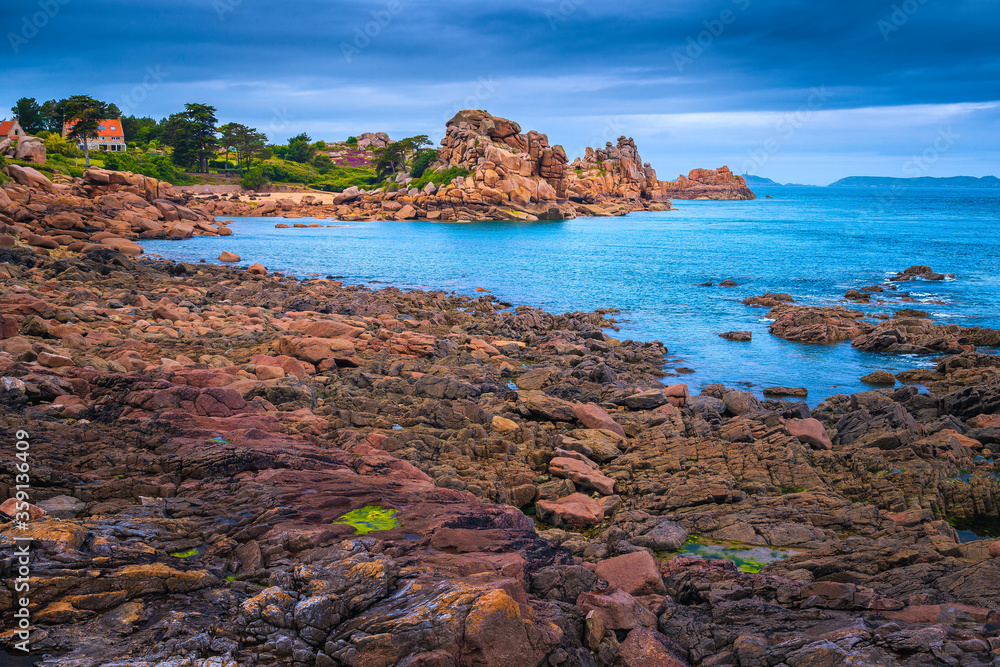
[241,166,268,190]
[43,134,80,158]
[346,136,358,146]
[408,166,471,191]
[261,159,316,184]
[312,154,334,173]
[410,149,438,178]
[102,152,193,184]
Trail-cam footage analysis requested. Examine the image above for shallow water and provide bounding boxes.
[141,186,1000,403]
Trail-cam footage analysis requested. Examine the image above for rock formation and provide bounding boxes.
[437,109,570,200]
[567,137,669,204]
[0,236,998,664]
[1,135,47,165]
[656,166,757,200]
[0,164,230,257]
[196,111,754,223]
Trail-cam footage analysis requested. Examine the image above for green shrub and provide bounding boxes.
[408,166,471,191]
[43,134,81,158]
[102,152,193,184]
[312,154,334,173]
[346,136,358,146]
[308,163,381,192]
[409,149,438,178]
[241,166,268,190]
[261,158,316,184]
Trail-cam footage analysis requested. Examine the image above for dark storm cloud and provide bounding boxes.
[2,0,997,182]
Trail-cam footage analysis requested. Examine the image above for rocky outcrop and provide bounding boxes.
[1,135,47,165]
[656,166,756,200]
[0,166,229,257]
[567,140,754,204]
[437,109,570,202]
[567,137,667,203]
[853,316,1000,355]
[199,111,687,223]
[768,304,875,343]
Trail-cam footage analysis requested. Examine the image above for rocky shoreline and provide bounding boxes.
[1,239,999,666]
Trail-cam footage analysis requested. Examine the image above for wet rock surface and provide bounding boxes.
[0,248,998,666]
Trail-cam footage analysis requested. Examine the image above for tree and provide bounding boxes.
[286,133,317,163]
[218,122,239,172]
[39,99,68,133]
[62,95,114,166]
[410,148,438,178]
[374,135,434,181]
[218,122,267,174]
[373,142,407,181]
[122,116,158,143]
[11,97,44,134]
[164,103,218,173]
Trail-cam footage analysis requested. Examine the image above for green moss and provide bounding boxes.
[226,575,237,582]
[331,506,400,535]
[780,486,807,494]
[170,548,200,558]
[661,537,799,573]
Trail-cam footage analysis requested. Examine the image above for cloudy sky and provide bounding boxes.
[3,0,998,184]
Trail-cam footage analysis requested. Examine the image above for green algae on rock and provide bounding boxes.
[169,548,201,558]
[332,506,401,535]
[665,538,800,573]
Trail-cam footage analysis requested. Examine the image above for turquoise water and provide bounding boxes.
[141,186,1000,402]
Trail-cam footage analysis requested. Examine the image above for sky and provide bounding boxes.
[2,0,998,185]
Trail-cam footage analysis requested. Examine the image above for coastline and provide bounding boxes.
[1,247,999,664]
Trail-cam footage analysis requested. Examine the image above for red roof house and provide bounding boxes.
[62,118,127,152]
[0,119,26,141]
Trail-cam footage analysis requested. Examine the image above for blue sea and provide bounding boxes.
[141,186,1000,403]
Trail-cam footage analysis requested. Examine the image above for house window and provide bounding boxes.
[99,126,105,130]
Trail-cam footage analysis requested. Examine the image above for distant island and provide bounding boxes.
[828,175,1000,188]
[741,174,814,188]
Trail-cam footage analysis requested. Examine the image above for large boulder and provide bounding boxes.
[593,551,666,596]
[536,493,604,529]
[518,390,577,422]
[5,163,61,194]
[614,628,689,667]
[573,403,627,438]
[786,418,834,450]
[549,456,616,495]
[275,336,360,369]
[14,136,46,164]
